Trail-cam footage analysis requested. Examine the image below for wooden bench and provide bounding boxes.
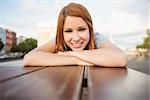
[0,67,46,82]
[0,66,84,100]
[88,67,149,100]
[0,64,148,100]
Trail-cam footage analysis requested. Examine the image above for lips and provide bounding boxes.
[71,42,83,48]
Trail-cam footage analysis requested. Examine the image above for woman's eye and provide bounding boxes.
[64,30,72,32]
[78,28,86,31]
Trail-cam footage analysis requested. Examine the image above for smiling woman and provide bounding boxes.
[23,3,128,67]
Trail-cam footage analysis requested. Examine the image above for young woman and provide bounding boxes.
[23,3,128,67]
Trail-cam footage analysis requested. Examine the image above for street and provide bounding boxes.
[0,60,23,68]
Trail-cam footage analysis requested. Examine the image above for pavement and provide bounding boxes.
[0,59,23,68]
[127,55,149,75]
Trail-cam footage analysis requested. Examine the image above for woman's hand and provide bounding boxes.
[77,59,94,66]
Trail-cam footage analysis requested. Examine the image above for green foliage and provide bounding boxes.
[10,38,37,53]
[0,38,4,51]
[136,29,150,49]
[24,38,37,50]
[136,44,144,48]
[10,45,20,52]
[147,29,150,36]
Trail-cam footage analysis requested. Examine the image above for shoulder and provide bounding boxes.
[35,39,56,53]
[94,32,107,39]
[94,32,109,48]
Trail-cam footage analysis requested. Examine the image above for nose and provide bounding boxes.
[72,32,80,41]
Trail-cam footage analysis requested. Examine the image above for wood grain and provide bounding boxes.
[88,67,149,100]
[1,66,84,100]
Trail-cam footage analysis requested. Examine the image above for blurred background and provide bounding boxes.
[0,0,149,74]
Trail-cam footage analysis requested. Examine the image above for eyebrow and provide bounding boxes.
[64,28,72,30]
[64,25,87,30]
[78,26,86,29]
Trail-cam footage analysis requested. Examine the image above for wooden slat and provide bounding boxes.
[1,66,84,100]
[0,67,45,82]
[88,67,149,100]
[0,60,45,82]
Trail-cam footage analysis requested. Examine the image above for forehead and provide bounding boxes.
[64,16,88,28]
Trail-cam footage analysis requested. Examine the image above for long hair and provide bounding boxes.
[55,3,95,52]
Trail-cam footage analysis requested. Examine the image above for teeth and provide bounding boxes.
[72,43,82,48]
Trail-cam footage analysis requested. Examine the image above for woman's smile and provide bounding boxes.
[71,42,83,48]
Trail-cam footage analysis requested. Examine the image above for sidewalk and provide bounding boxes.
[127,55,149,75]
[0,59,23,67]
[0,57,22,62]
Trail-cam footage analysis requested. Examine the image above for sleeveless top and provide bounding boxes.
[94,32,108,48]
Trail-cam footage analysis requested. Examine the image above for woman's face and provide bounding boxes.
[63,16,90,51]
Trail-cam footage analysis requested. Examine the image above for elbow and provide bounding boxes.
[22,49,37,67]
[118,54,128,67]
[23,54,30,67]
[23,55,28,66]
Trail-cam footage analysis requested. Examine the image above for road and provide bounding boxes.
[127,56,149,75]
[0,60,23,68]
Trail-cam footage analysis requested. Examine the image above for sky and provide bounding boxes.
[0,0,149,49]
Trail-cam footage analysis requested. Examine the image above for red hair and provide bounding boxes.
[55,3,95,52]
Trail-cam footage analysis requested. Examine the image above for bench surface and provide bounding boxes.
[88,67,149,100]
[0,67,45,82]
[1,66,84,100]
[0,65,149,100]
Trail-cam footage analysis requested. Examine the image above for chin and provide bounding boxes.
[72,49,83,51]
[71,47,85,51]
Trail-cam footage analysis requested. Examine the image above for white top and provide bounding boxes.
[94,32,108,48]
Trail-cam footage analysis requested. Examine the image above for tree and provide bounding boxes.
[136,29,150,49]
[24,38,37,50]
[147,29,150,36]
[0,38,4,51]
[10,38,37,54]
[18,41,32,53]
[10,45,20,52]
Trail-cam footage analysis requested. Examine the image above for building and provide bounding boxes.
[6,29,17,51]
[17,36,27,45]
[0,27,17,51]
[0,27,6,50]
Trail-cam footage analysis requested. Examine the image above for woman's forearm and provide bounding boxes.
[65,48,128,67]
[23,48,127,67]
[23,51,79,66]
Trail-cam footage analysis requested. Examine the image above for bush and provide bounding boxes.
[10,38,37,54]
[136,29,150,49]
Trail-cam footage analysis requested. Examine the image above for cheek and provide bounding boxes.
[81,31,90,42]
[63,34,72,43]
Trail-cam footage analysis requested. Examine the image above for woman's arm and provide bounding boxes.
[60,41,128,67]
[23,51,76,66]
[23,41,92,66]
